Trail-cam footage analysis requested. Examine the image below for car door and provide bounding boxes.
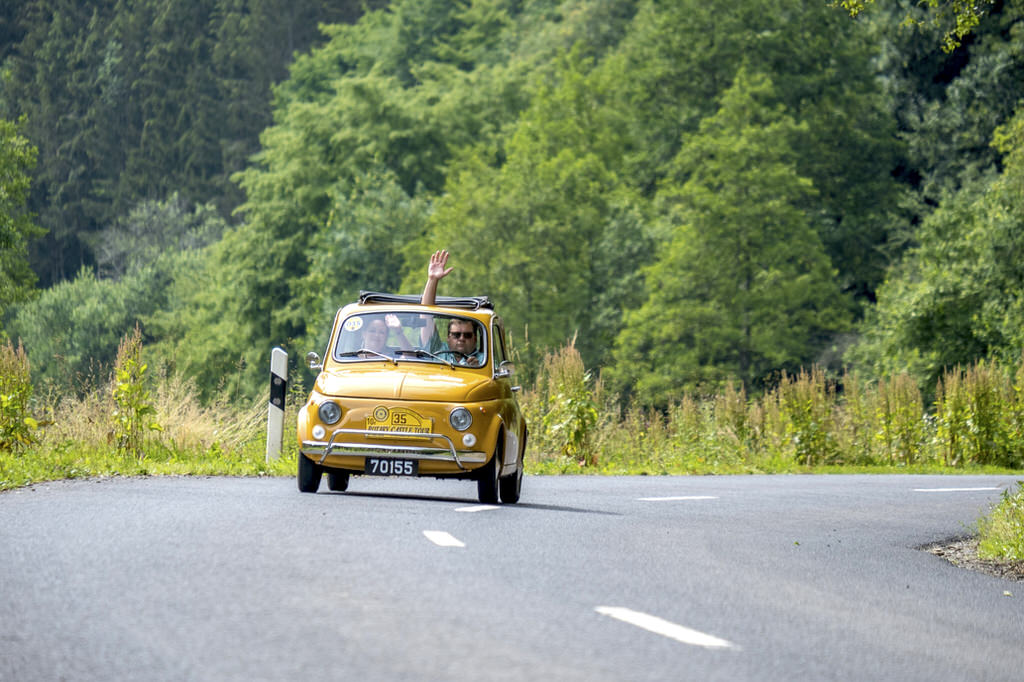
[491,319,523,471]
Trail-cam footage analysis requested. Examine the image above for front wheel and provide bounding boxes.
[477,442,501,504]
[298,453,323,493]
[499,450,523,504]
[327,471,349,492]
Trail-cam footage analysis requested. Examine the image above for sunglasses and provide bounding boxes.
[448,331,475,339]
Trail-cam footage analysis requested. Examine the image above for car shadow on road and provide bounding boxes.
[332,491,619,515]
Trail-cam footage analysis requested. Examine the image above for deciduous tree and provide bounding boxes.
[611,70,849,403]
[0,117,44,317]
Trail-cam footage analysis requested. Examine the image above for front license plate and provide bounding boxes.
[365,457,419,476]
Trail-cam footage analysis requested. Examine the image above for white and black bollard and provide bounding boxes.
[266,347,288,462]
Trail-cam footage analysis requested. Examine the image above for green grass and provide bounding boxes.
[0,441,296,491]
[978,482,1024,562]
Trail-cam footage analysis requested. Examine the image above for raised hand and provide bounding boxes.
[428,250,454,281]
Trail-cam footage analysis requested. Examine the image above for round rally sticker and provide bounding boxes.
[373,406,390,421]
[343,317,364,332]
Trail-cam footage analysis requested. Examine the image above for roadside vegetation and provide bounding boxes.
[0,336,293,491]
[977,483,1024,562]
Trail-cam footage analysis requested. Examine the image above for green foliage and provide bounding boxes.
[978,482,1024,561]
[611,69,850,403]
[408,46,649,374]
[837,0,996,51]
[0,0,370,286]
[6,196,224,392]
[0,116,44,316]
[6,267,154,389]
[530,351,1024,473]
[873,373,929,466]
[86,194,227,281]
[770,369,840,467]
[0,339,40,452]
[0,361,284,490]
[848,106,1024,389]
[523,340,600,466]
[933,361,1024,469]
[299,170,431,351]
[603,0,902,298]
[111,326,160,460]
[0,0,1019,423]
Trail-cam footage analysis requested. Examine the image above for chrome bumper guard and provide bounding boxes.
[302,428,486,471]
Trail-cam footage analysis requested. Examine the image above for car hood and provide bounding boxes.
[316,364,498,402]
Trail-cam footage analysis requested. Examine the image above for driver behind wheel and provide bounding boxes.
[438,318,484,366]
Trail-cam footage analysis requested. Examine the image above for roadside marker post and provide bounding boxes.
[266,347,287,462]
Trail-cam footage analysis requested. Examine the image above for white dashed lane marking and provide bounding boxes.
[596,606,738,650]
[455,505,500,513]
[913,487,1001,493]
[423,531,465,547]
[637,496,719,501]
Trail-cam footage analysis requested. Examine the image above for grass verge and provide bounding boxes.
[978,481,1024,562]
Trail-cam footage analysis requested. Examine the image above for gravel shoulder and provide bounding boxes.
[925,537,1024,582]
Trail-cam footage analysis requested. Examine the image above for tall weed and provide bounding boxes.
[111,326,161,460]
[523,339,599,466]
[0,340,41,452]
[771,368,838,466]
[934,368,971,467]
[524,348,1024,472]
[874,373,929,466]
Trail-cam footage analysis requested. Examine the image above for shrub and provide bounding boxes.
[0,339,40,452]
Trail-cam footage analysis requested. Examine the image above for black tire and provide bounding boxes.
[327,471,349,492]
[499,450,523,504]
[477,440,501,504]
[297,453,322,493]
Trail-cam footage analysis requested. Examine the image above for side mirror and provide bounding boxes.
[495,360,514,379]
[306,351,322,371]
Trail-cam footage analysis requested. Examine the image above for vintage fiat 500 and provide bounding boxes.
[297,291,527,503]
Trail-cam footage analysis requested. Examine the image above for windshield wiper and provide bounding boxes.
[394,348,453,368]
[336,349,396,365]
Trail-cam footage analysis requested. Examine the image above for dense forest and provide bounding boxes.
[1,0,1022,406]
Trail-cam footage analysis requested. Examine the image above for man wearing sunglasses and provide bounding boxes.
[421,250,485,367]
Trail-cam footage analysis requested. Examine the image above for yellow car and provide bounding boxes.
[297,292,527,503]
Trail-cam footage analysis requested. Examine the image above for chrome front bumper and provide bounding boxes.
[301,428,487,471]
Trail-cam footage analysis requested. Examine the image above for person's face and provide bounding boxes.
[447,320,477,355]
[364,319,388,351]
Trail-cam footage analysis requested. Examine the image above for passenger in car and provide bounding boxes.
[360,314,412,357]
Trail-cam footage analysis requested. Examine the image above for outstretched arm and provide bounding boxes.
[421,250,453,345]
[421,249,453,306]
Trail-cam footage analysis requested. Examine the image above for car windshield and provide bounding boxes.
[333,311,487,366]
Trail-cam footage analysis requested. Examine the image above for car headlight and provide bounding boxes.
[318,401,342,425]
[449,406,473,431]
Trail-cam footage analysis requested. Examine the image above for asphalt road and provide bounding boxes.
[1,474,1022,681]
